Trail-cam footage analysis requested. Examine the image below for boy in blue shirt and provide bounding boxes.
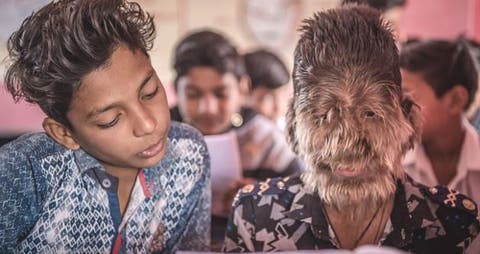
[0,0,210,253]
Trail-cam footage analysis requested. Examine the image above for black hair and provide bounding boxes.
[243,49,289,90]
[400,37,479,109]
[172,30,245,89]
[4,0,155,128]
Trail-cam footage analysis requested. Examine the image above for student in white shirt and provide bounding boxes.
[400,38,480,204]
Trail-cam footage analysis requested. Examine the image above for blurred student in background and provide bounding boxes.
[243,49,291,129]
[169,30,302,248]
[401,38,480,205]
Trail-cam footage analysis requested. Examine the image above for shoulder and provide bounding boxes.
[163,121,210,179]
[168,121,204,141]
[405,179,480,241]
[233,175,302,209]
[0,132,66,168]
[420,184,478,219]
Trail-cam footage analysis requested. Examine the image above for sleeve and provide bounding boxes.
[176,129,211,251]
[422,185,480,254]
[176,170,211,251]
[0,138,44,252]
[222,191,256,252]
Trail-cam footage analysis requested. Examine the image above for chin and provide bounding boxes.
[301,154,403,215]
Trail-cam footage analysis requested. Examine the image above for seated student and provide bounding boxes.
[223,4,480,253]
[0,0,210,252]
[170,30,302,186]
[169,30,302,248]
[401,38,480,205]
[243,49,290,127]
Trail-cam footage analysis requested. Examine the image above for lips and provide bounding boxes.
[335,167,363,177]
[138,138,165,158]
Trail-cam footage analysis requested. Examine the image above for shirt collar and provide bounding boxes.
[73,148,104,174]
[282,177,445,247]
[456,118,480,174]
[404,117,480,188]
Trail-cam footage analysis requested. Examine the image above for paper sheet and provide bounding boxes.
[204,131,242,216]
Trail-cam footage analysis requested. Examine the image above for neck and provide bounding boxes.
[323,196,394,250]
[423,117,464,159]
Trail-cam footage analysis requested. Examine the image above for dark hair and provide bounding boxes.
[341,0,406,11]
[243,49,290,90]
[173,30,245,89]
[400,37,479,109]
[4,0,156,127]
[293,5,401,99]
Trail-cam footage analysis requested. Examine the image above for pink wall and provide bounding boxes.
[0,88,45,135]
[400,0,479,40]
[473,0,480,41]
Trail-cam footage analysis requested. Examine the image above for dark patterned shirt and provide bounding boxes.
[223,175,480,253]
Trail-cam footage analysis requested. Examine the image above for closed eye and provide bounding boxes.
[142,86,159,100]
[97,116,120,129]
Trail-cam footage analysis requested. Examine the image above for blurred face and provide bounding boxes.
[176,67,243,135]
[250,86,288,121]
[67,46,170,172]
[401,69,448,142]
[250,87,277,120]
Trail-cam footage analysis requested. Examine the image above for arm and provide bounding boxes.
[176,174,211,251]
[174,123,211,251]
[0,136,44,252]
[222,192,256,252]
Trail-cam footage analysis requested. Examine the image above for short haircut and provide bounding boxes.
[172,30,245,88]
[400,38,479,109]
[4,0,156,127]
[341,0,406,12]
[243,49,290,90]
[293,5,401,101]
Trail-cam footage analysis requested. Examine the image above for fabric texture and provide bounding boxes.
[0,121,210,253]
[223,175,480,253]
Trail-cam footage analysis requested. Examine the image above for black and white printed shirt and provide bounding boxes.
[223,175,480,253]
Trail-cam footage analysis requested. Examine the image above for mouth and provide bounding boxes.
[138,137,165,159]
[334,167,363,178]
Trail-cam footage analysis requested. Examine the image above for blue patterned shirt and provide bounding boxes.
[0,122,210,253]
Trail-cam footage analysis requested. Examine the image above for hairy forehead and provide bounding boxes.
[300,79,395,106]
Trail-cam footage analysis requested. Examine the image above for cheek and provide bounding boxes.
[179,97,199,117]
[75,128,133,160]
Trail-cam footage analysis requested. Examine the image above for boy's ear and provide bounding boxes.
[446,85,468,114]
[42,118,80,150]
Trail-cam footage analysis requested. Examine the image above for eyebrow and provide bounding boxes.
[86,70,155,120]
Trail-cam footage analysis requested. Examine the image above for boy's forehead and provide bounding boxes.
[179,68,239,90]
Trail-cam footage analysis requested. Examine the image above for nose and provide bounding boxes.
[132,104,157,137]
[198,94,218,115]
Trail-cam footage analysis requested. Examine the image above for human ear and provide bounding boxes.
[400,94,422,152]
[42,117,80,150]
[445,85,468,114]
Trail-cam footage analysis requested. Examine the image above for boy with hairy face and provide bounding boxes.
[223,5,480,253]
